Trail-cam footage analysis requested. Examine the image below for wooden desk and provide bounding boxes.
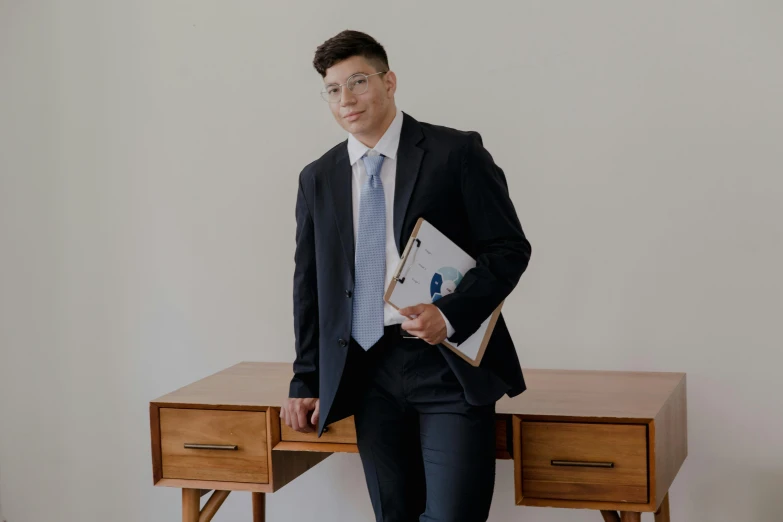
[150,362,687,522]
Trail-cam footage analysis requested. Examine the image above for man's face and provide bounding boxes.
[323,55,396,138]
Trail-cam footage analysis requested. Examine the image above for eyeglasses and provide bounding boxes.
[321,71,388,103]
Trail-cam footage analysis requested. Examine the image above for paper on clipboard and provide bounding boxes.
[383,218,502,366]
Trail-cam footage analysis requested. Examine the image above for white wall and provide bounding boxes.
[1,1,781,521]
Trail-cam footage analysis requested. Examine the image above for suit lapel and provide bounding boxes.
[393,112,425,255]
[327,143,356,281]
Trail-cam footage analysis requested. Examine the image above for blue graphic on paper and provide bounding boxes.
[430,267,463,302]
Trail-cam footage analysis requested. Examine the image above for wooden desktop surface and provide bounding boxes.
[154,361,682,417]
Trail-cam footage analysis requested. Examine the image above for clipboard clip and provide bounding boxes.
[393,238,421,284]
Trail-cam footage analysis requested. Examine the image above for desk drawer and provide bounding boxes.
[281,416,357,444]
[160,408,269,483]
[516,420,648,504]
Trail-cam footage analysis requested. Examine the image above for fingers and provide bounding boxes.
[280,405,288,427]
[401,316,423,331]
[295,404,313,433]
[281,399,315,433]
[405,322,448,345]
[311,399,320,426]
[399,305,449,345]
[402,311,431,337]
[399,304,424,317]
[404,328,433,343]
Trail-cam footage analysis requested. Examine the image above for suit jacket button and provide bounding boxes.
[345,290,352,298]
[338,338,348,347]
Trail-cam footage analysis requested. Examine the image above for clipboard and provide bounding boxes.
[383,217,503,367]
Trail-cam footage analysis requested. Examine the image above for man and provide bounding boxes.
[280,30,532,522]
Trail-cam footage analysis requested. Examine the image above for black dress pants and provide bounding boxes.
[348,325,497,522]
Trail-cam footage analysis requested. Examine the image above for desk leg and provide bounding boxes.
[182,488,231,522]
[655,492,671,522]
[619,513,641,522]
[253,492,266,522]
[601,511,620,522]
[182,489,200,522]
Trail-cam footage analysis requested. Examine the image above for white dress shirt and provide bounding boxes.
[348,108,455,338]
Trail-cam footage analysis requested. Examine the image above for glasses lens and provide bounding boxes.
[347,74,369,95]
[322,84,341,102]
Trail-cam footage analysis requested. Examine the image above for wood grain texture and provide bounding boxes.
[495,415,512,460]
[513,416,524,505]
[161,408,268,483]
[653,376,687,508]
[157,478,272,493]
[518,497,653,512]
[655,492,670,522]
[182,489,200,522]
[273,441,359,453]
[152,362,291,408]
[150,404,162,484]
[150,363,687,516]
[270,449,331,491]
[276,415,514,458]
[266,406,281,482]
[151,363,685,420]
[281,416,357,444]
[519,421,648,504]
[498,369,684,420]
[198,490,229,522]
[620,512,641,522]
[253,492,265,522]
[267,408,331,492]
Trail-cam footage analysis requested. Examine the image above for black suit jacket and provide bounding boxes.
[290,111,532,436]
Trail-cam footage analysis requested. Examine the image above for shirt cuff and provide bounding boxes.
[437,308,456,338]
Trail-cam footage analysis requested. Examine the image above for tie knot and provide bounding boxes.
[361,154,385,178]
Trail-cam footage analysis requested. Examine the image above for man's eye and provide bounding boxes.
[354,79,366,85]
[327,87,339,95]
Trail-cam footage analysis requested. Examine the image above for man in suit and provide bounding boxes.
[280,30,532,522]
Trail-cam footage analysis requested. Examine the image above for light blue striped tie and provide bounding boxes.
[352,153,386,350]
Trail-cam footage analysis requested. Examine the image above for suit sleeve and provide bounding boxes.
[433,131,532,345]
[289,169,320,398]
[437,308,456,338]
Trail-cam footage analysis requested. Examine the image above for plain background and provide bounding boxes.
[1,1,782,521]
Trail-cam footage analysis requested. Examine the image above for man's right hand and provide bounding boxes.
[280,397,320,433]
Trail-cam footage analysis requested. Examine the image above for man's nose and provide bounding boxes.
[340,85,356,106]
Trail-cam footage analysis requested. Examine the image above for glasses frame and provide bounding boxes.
[321,71,389,103]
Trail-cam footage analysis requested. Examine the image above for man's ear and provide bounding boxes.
[385,71,397,97]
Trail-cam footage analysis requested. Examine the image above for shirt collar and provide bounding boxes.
[347,108,404,166]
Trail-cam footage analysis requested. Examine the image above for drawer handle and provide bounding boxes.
[184,443,238,451]
[551,459,614,468]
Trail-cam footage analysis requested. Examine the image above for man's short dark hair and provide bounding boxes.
[313,30,389,78]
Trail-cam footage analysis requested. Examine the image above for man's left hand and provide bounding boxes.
[399,304,448,345]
